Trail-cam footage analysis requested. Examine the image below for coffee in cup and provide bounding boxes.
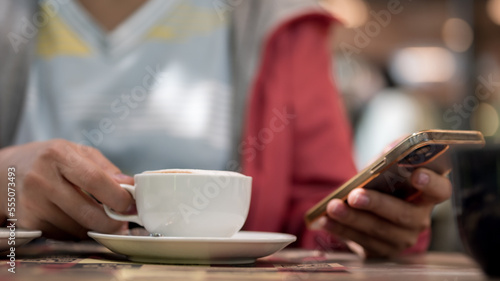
[104,169,252,237]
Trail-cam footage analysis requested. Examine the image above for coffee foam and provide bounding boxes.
[141,169,248,177]
[144,170,193,174]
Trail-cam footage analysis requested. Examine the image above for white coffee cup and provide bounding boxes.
[104,169,252,237]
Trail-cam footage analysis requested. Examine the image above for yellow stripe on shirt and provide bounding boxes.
[37,4,91,59]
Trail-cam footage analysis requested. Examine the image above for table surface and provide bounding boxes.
[0,239,496,281]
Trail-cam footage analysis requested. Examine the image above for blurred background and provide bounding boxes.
[321,0,500,252]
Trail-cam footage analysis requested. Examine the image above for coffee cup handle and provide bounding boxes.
[103,183,143,225]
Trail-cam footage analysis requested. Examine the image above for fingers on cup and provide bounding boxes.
[57,156,134,213]
[45,176,130,234]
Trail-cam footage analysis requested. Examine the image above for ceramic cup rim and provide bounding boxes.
[136,169,251,178]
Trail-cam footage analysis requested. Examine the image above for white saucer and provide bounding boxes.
[0,228,42,252]
[88,229,296,264]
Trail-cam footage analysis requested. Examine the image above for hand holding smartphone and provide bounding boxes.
[304,129,485,227]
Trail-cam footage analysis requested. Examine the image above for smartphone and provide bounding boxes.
[304,129,485,227]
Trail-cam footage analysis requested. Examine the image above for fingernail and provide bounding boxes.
[329,200,348,218]
[124,204,137,215]
[352,192,370,207]
[113,173,133,181]
[309,216,328,230]
[415,172,430,187]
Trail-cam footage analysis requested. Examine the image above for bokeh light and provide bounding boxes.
[389,47,456,85]
[487,0,500,25]
[320,0,369,28]
[442,18,473,52]
[471,102,500,137]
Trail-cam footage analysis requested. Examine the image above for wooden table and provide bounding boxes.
[0,239,495,281]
